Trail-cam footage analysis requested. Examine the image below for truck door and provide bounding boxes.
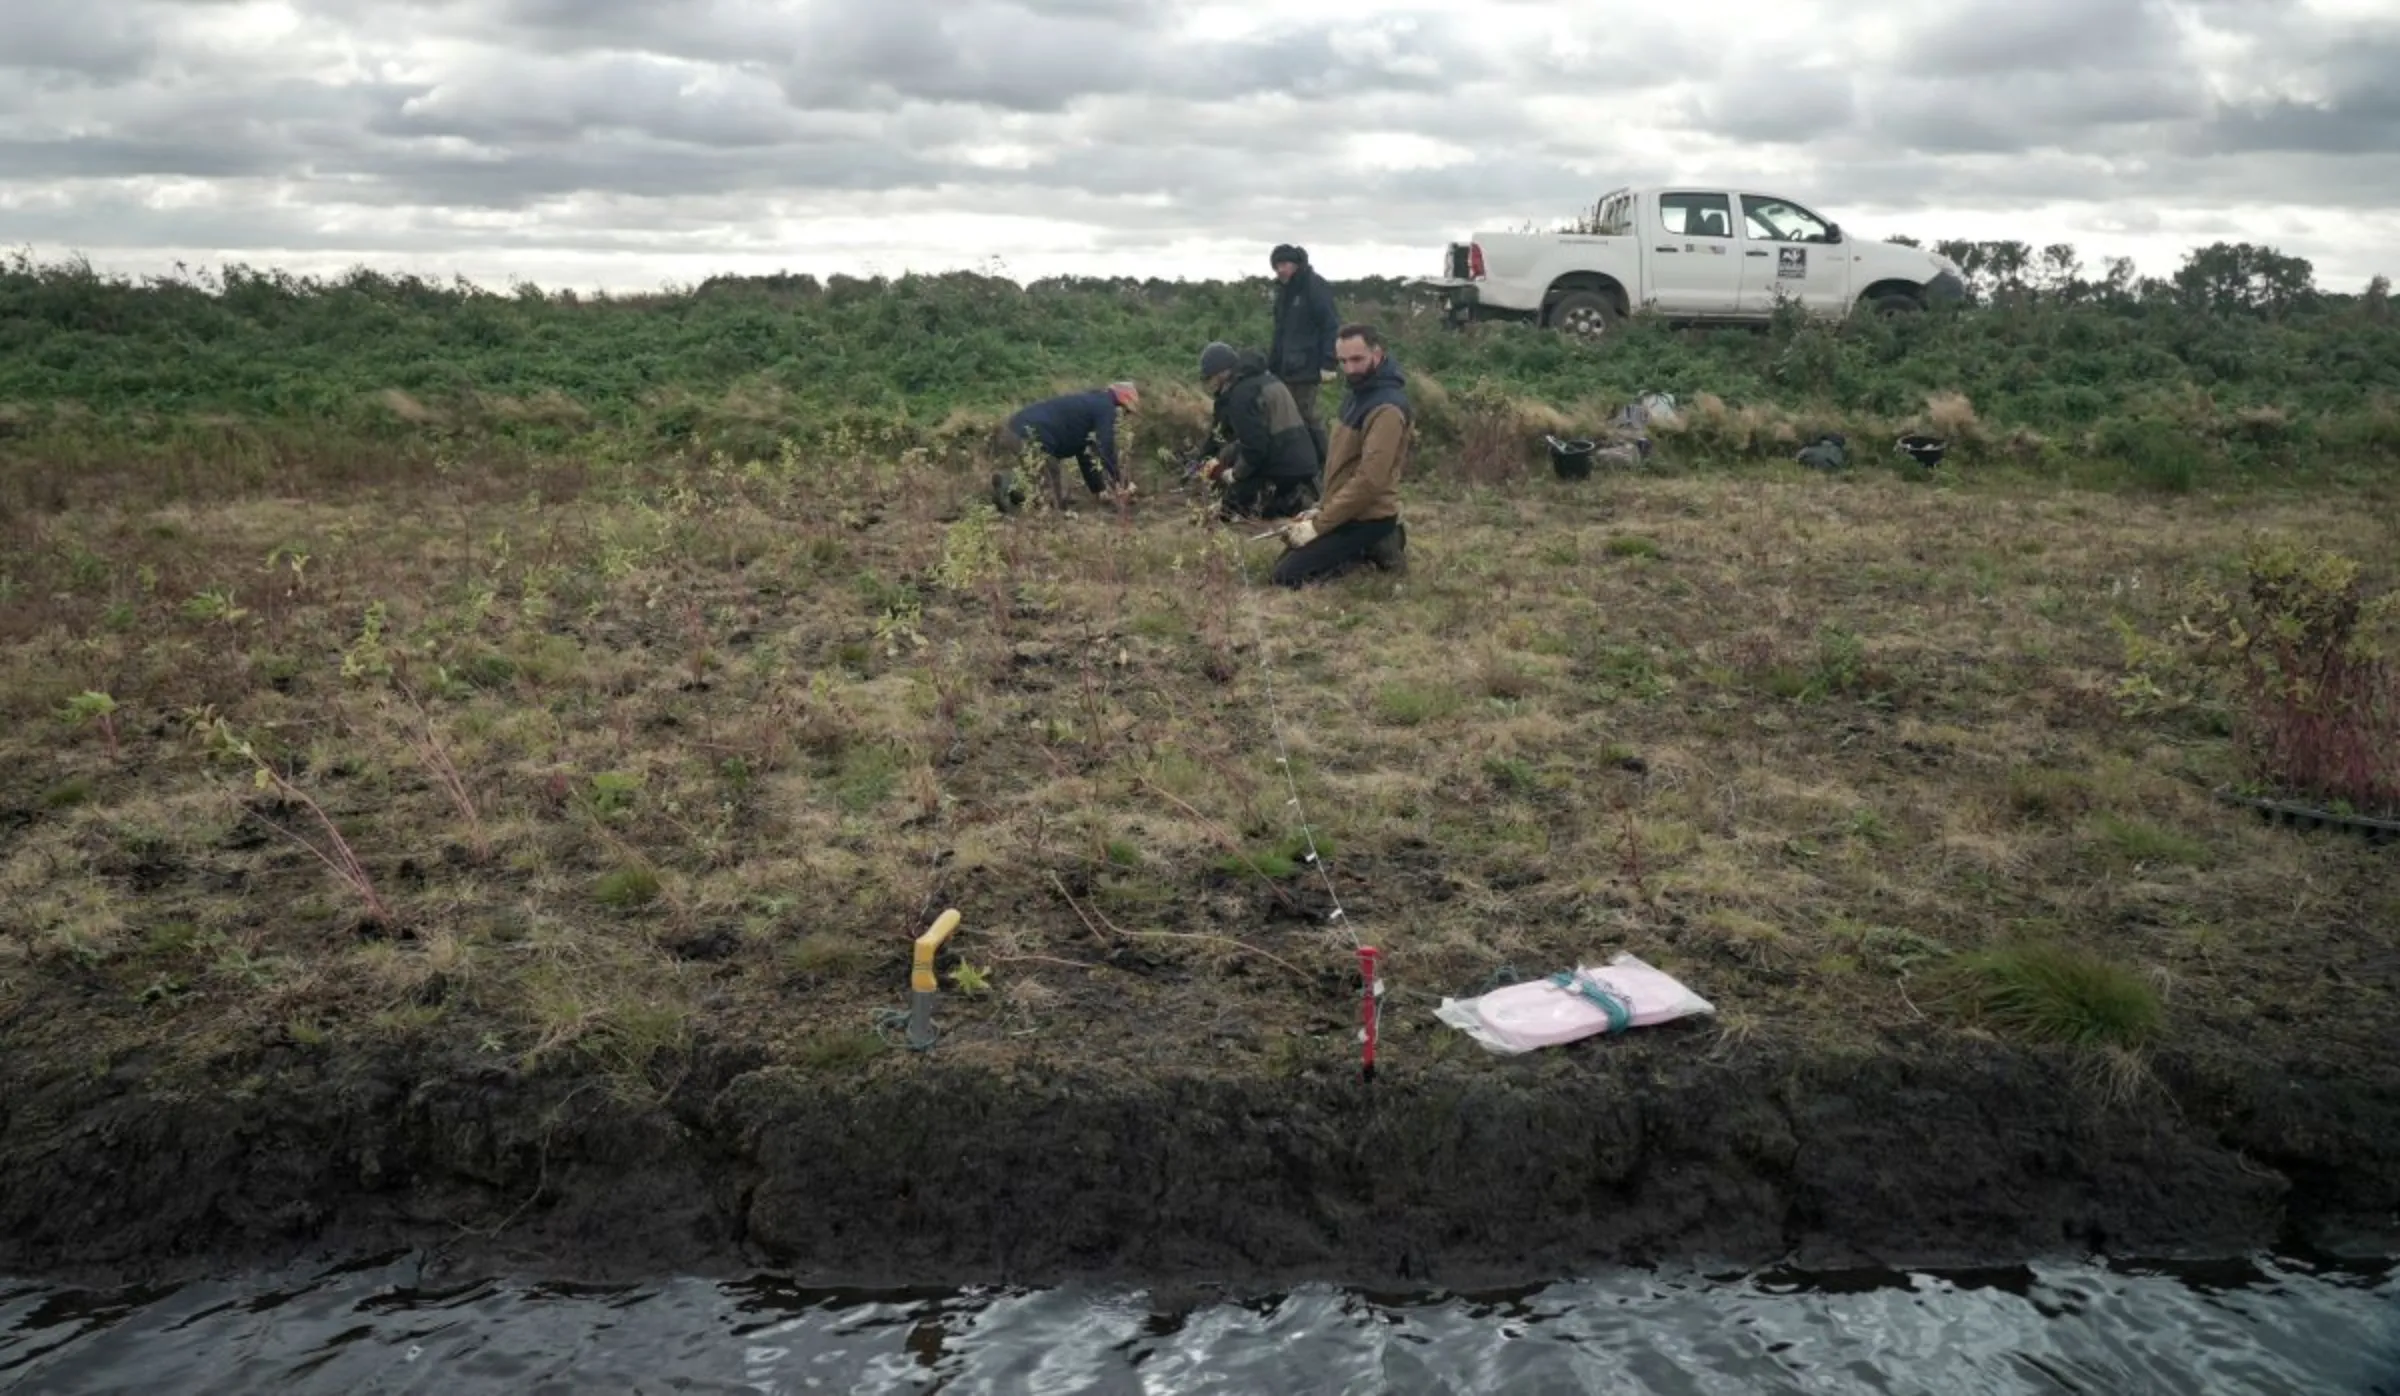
[1645,191,1743,314]
[1736,194,1853,314]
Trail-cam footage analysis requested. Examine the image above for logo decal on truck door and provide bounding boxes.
[1778,247,1807,279]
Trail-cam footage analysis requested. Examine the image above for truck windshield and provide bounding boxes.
[1741,196,1836,243]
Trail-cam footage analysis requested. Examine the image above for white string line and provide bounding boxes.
[1228,526,1359,952]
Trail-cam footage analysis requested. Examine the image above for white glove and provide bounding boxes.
[1319,369,1338,383]
[1284,518,1318,548]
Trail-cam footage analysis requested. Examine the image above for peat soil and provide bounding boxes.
[3,1024,2395,1293]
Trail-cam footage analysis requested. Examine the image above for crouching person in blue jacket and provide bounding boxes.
[991,383,1140,513]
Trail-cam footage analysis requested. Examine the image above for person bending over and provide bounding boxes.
[992,382,1139,512]
[1196,341,1321,523]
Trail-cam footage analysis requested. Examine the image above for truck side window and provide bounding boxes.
[1741,196,1835,244]
[1658,192,1733,239]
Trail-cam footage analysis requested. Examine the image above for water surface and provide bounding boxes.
[5,1252,2396,1394]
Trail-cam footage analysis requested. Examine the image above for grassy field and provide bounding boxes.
[2,402,2395,1099]
[3,250,2397,1103]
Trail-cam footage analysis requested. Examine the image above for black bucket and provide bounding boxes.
[1548,438,1598,480]
[1897,434,1948,468]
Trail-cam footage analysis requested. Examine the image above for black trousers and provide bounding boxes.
[1273,516,1400,588]
[1280,378,1330,461]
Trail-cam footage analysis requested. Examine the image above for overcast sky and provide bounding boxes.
[4,0,2396,293]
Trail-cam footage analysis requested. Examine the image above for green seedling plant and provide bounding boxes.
[342,601,395,684]
[875,598,927,657]
[262,545,310,627]
[182,588,248,626]
[587,771,643,819]
[61,690,120,760]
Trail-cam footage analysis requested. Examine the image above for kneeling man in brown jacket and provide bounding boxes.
[1272,323,1410,587]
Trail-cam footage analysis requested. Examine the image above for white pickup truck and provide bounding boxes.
[1419,185,1968,337]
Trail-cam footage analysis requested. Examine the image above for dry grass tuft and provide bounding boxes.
[375,388,445,425]
[1922,390,1983,442]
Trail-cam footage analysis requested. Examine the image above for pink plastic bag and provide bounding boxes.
[1434,953,1714,1054]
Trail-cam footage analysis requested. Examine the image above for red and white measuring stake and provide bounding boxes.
[1357,946,1383,1083]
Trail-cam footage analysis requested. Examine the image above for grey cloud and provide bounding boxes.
[335,139,960,208]
[770,4,1140,112]
[1510,18,1708,91]
[0,77,421,181]
[1859,70,2209,154]
[1696,65,1857,144]
[450,0,815,63]
[0,185,853,256]
[1371,159,1624,217]
[0,189,387,253]
[1008,0,1165,16]
[2196,95,2400,156]
[0,0,157,78]
[767,7,1482,112]
[1774,147,2400,218]
[0,136,287,180]
[1067,83,1544,164]
[386,54,804,146]
[448,0,1178,77]
[1898,0,2178,76]
[2192,38,2400,155]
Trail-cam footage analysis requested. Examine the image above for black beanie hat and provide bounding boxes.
[1199,341,1239,379]
[1269,243,1306,268]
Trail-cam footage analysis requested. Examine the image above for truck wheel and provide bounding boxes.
[1547,291,1621,340]
[1868,292,1922,316]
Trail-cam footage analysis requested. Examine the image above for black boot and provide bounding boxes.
[1368,520,1408,575]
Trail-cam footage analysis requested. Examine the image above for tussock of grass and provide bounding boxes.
[1212,832,1333,881]
[2093,813,2211,868]
[1949,942,2162,1049]
[1374,682,1463,726]
[2006,767,2093,821]
[594,865,662,909]
[41,778,93,809]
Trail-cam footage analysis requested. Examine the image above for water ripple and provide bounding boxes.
[3,1253,2395,1394]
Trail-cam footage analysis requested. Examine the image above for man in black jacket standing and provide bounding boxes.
[1267,243,1339,440]
[1194,341,1320,523]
